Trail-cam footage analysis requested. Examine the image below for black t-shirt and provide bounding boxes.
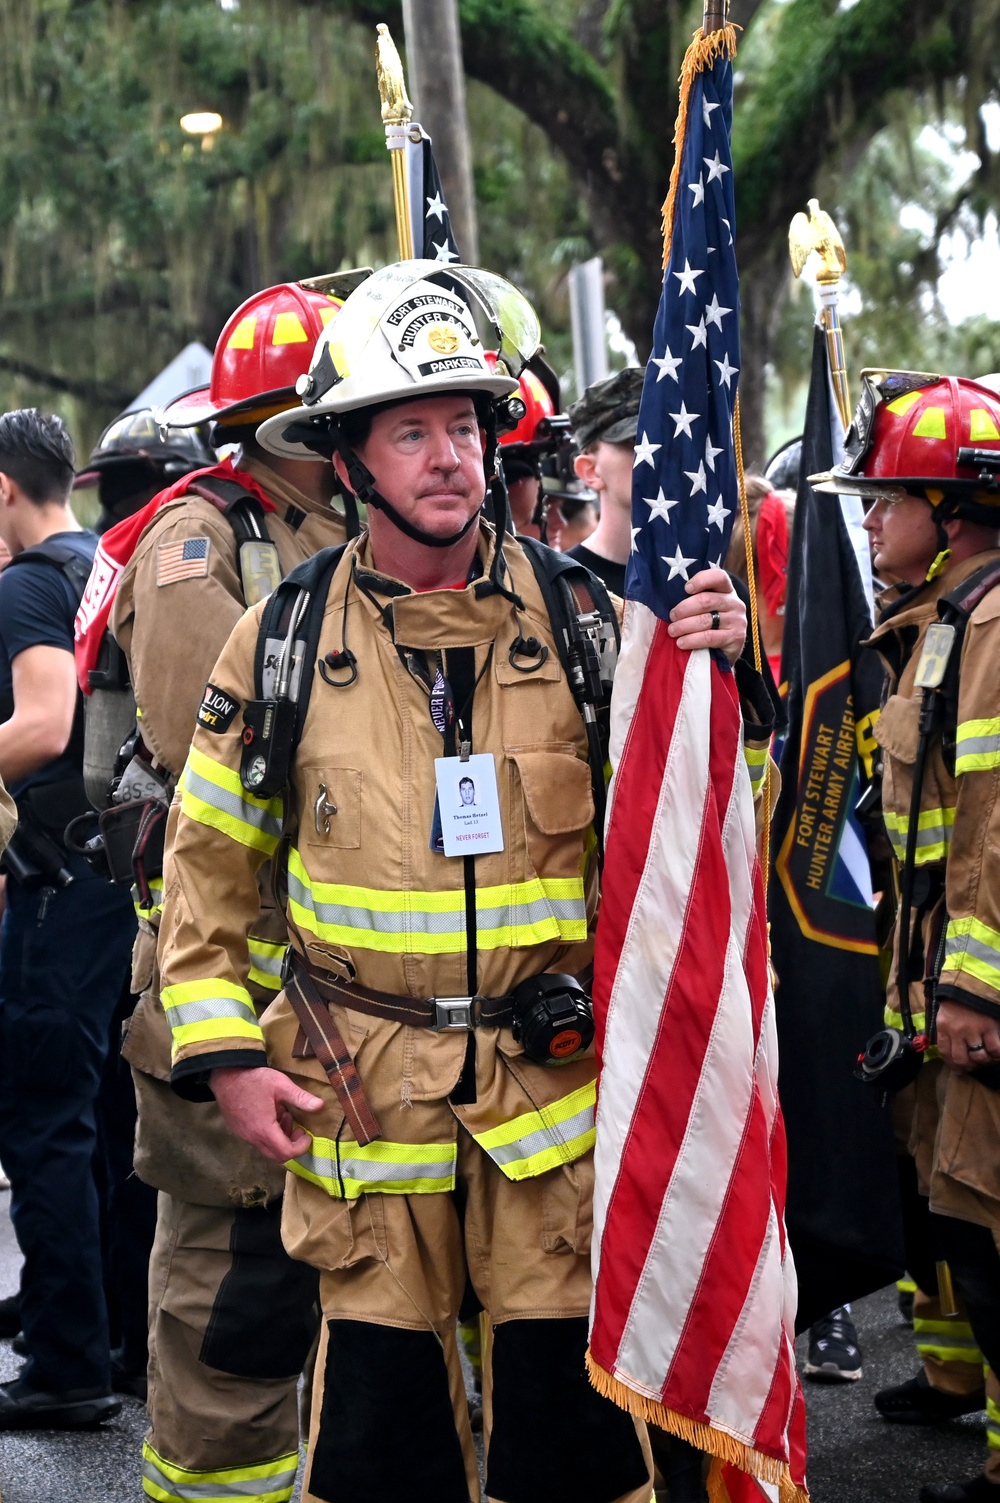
[566,542,626,599]
[0,530,97,798]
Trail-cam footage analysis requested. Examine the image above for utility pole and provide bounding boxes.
[401,0,480,265]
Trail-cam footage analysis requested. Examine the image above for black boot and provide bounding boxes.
[876,1370,986,1425]
[920,1475,1000,1502]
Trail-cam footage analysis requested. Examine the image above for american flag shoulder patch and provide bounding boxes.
[156,536,211,587]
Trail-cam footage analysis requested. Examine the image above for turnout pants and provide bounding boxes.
[292,1131,652,1503]
[143,1194,320,1503]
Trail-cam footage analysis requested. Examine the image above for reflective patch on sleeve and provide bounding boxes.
[197,683,241,735]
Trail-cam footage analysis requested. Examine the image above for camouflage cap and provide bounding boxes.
[568,366,645,450]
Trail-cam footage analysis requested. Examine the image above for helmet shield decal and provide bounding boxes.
[842,370,942,477]
[257,260,538,459]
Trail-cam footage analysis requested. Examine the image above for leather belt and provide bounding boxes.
[289,949,515,1033]
[285,963,381,1145]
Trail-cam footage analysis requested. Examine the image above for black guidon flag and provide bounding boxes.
[407,127,461,264]
[770,324,904,1331]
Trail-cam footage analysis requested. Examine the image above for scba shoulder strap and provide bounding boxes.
[239,535,621,858]
[239,543,349,798]
[187,475,282,607]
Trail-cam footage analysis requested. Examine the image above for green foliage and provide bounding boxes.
[1,0,999,464]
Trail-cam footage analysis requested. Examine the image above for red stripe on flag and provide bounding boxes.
[662,1077,773,1422]
[593,618,683,1047]
[591,642,742,1368]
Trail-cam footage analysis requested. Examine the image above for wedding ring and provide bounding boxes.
[710,610,721,632]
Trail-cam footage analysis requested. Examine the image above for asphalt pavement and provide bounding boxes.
[0,1188,988,1502]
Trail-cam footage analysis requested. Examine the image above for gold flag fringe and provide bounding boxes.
[660,24,738,266]
[586,1352,809,1503]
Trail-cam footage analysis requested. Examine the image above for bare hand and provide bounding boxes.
[667,568,747,665]
[935,1001,1000,1072]
[211,1065,323,1161]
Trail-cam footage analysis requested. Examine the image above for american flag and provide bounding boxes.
[406,126,461,264]
[155,535,211,587]
[586,28,808,1503]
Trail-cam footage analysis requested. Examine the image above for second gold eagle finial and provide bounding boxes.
[376,23,413,125]
[789,197,847,283]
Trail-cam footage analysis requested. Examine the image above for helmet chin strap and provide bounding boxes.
[334,436,478,550]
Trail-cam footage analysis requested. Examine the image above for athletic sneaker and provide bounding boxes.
[804,1306,863,1382]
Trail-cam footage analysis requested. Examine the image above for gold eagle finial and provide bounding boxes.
[789,197,847,283]
[376,23,413,125]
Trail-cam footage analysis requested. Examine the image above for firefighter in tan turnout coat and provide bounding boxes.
[109,280,349,1503]
[814,370,1000,1503]
[154,261,764,1503]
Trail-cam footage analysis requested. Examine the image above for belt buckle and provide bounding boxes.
[430,996,480,1031]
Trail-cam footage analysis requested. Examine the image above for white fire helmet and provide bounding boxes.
[256,261,541,461]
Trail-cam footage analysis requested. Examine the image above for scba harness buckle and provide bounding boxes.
[430,996,482,1032]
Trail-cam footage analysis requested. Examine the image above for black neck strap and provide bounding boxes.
[334,437,477,549]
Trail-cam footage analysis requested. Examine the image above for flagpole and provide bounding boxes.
[375,23,415,261]
[789,198,851,430]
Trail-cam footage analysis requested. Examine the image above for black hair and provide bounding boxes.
[0,408,75,505]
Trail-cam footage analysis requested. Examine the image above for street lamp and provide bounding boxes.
[179,112,223,150]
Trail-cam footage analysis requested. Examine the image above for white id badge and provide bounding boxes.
[433,753,505,858]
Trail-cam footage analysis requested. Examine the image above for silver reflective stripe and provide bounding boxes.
[957,732,1000,759]
[485,1101,596,1168]
[247,944,285,979]
[141,1455,297,1502]
[165,996,258,1028]
[478,896,586,928]
[944,931,1000,971]
[287,870,583,937]
[888,823,951,857]
[182,764,283,841]
[296,1146,455,1186]
[915,1333,982,1352]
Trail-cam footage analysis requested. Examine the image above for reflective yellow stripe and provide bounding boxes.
[915,1316,983,1366]
[897,1276,917,1294]
[956,717,1000,774]
[988,1391,1000,1451]
[142,1439,298,1503]
[161,978,263,1058]
[944,915,1000,992]
[472,1079,596,1181]
[134,877,164,924]
[286,1129,457,1199]
[883,805,954,864]
[884,1002,928,1035]
[286,847,587,956]
[180,745,284,855]
[744,744,768,795]
[247,936,287,992]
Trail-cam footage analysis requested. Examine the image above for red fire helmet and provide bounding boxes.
[812,370,1000,519]
[169,282,343,430]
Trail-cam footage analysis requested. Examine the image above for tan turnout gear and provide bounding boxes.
[113,451,346,1503]
[157,526,658,1503]
[868,550,1000,1233]
[158,506,772,1503]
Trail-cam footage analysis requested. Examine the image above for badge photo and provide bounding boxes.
[433,753,504,858]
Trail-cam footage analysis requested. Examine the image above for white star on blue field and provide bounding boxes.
[626,52,741,620]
